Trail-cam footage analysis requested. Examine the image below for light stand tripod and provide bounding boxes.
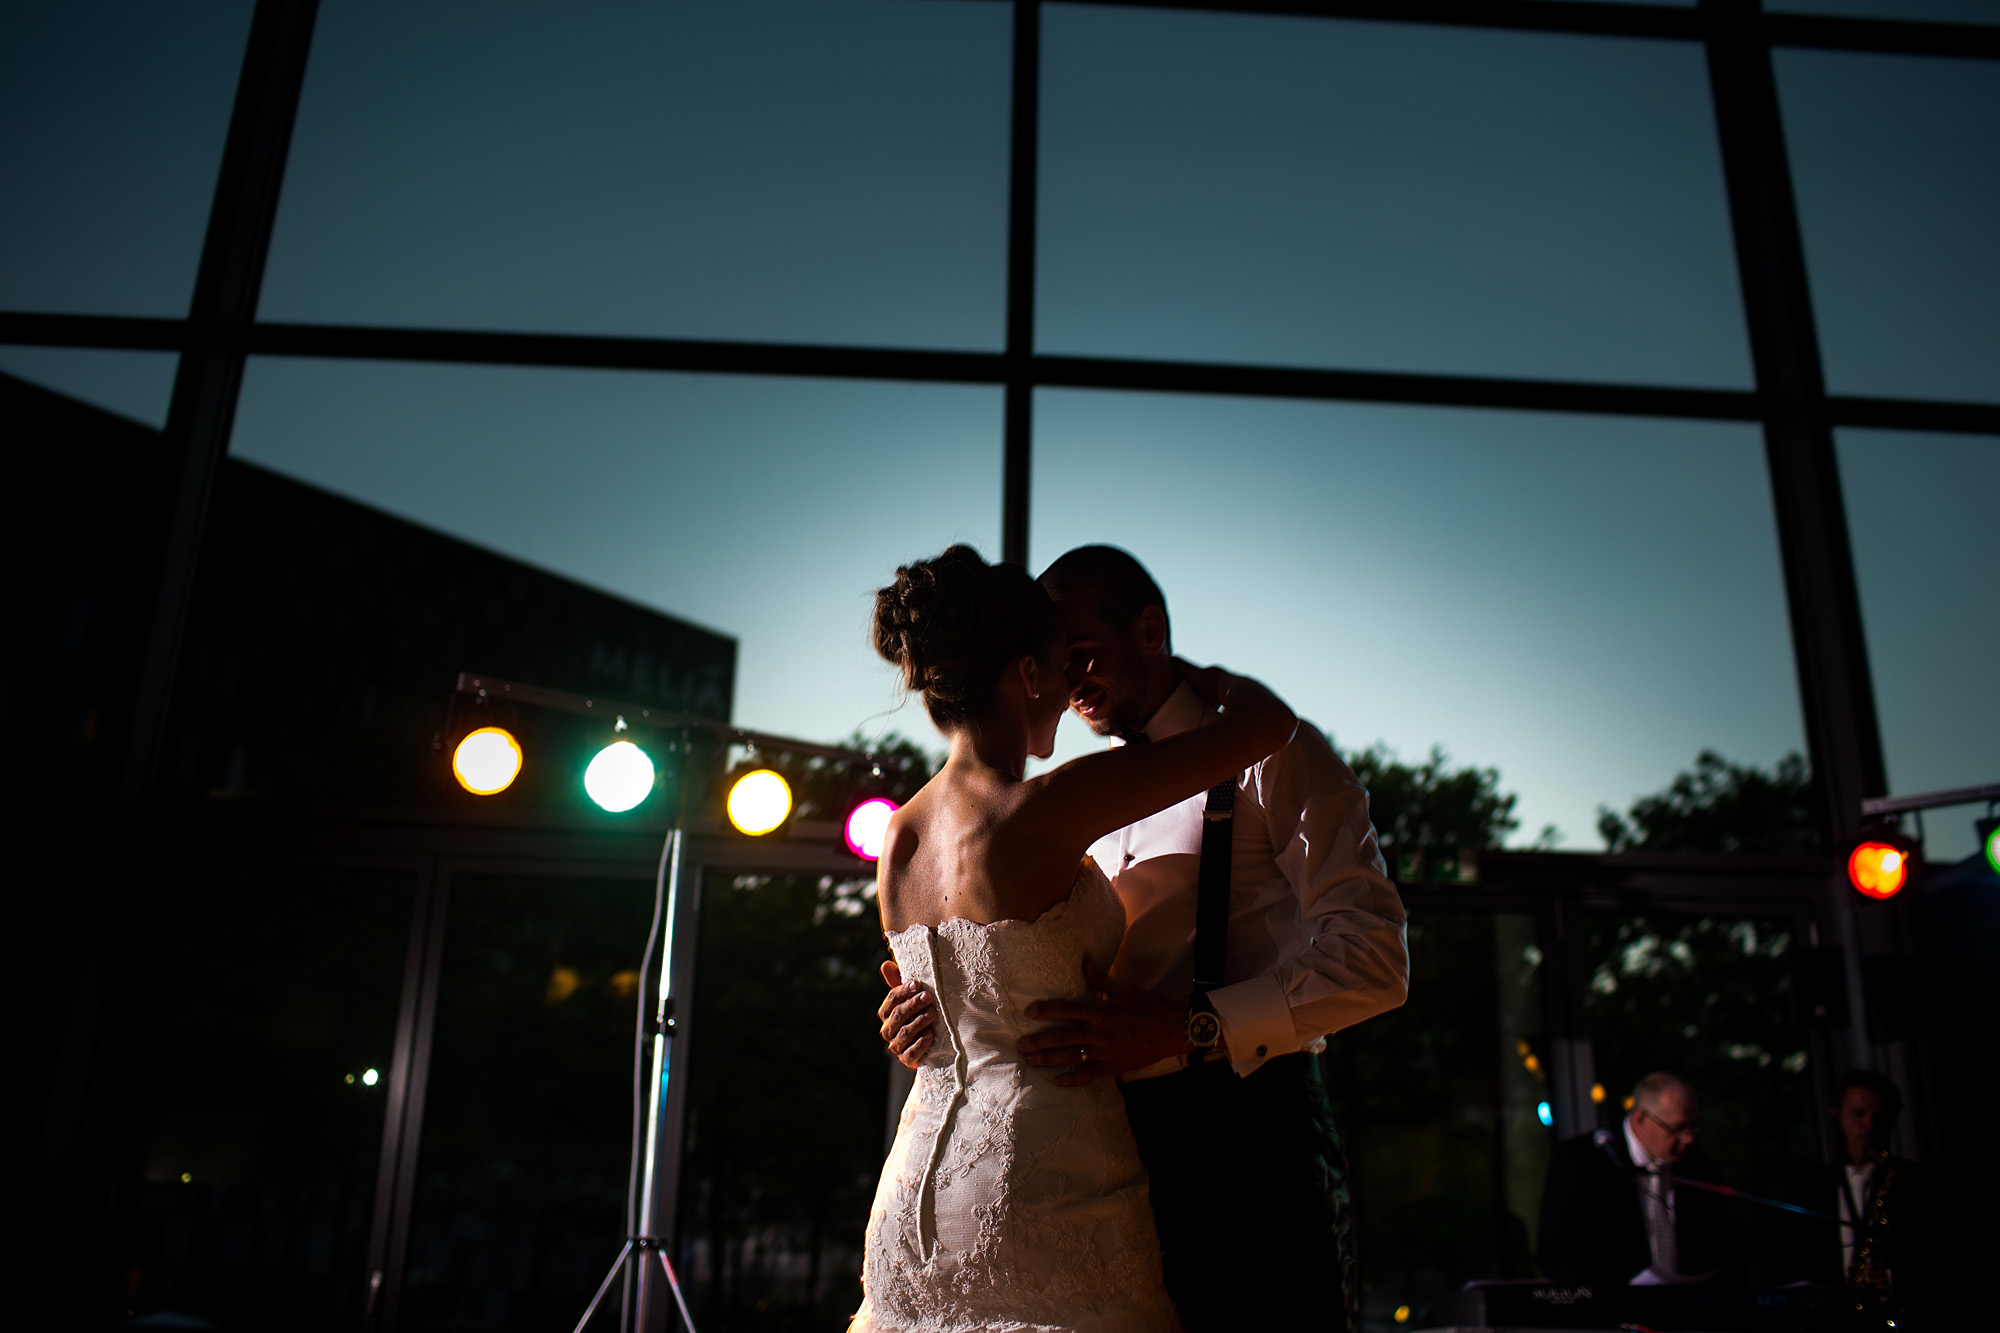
[572,821,700,1333]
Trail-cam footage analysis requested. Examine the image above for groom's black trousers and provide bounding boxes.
[1121,1052,1359,1333]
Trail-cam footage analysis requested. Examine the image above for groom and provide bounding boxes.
[879,545,1409,1333]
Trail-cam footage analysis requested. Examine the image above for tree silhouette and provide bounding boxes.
[1342,737,1541,879]
[1596,751,1820,856]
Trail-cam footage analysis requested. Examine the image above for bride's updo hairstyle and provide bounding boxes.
[873,545,1062,728]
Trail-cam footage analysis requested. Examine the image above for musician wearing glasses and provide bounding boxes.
[1536,1072,1730,1285]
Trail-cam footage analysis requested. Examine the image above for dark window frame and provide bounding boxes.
[12,7,1990,1313]
[2,0,1993,840]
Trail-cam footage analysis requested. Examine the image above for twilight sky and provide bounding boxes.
[2,0,1994,853]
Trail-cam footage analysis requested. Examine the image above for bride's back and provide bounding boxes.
[876,763,1089,935]
[864,854,1178,1333]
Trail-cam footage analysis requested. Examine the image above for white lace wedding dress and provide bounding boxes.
[853,861,1182,1333]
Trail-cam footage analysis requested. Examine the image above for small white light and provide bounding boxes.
[1880,850,1902,873]
[362,1068,380,1087]
[585,740,656,813]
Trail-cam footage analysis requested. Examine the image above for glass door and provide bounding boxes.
[1319,908,1552,1328]
[392,869,657,1333]
[675,869,891,1332]
[118,863,417,1330]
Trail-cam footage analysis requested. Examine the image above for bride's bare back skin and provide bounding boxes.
[876,657,1294,1078]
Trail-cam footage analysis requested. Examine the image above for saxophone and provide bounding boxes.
[1845,1152,1895,1291]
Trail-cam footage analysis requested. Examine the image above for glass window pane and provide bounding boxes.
[260,0,1010,349]
[228,359,1001,749]
[1777,49,2000,403]
[1322,910,1548,1322]
[0,1,252,316]
[679,871,890,1324]
[401,873,655,1327]
[1581,912,1819,1282]
[120,865,413,1326]
[1030,390,1807,852]
[0,345,178,427]
[1037,8,1753,387]
[1837,429,2000,863]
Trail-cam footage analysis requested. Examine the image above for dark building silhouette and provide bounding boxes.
[9,372,737,1326]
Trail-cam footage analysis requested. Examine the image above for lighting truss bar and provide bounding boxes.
[455,672,871,764]
[10,312,2000,436]
[1860,780,2000,818]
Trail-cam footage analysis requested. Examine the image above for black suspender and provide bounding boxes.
[1192,776,1237,993]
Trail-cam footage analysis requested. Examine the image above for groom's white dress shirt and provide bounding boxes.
[1088,681,1410,1080]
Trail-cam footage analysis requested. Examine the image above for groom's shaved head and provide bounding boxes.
[1038,545,1170,647]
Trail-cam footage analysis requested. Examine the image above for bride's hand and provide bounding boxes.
[879,960,935,1070]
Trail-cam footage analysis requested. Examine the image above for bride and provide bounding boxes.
[853,546,1296,1333]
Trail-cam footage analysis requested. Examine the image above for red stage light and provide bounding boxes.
[1846,841,1908,900]
[844,797,899,861]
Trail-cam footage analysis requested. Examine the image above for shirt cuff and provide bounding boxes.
[1207,974,1297,1078]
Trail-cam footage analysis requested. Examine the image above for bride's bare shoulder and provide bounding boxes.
[876,788,947,930]
[881,800,921,873]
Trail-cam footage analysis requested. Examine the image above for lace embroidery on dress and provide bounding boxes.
[853,863,1181,1333]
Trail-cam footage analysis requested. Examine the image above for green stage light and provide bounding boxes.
[1986,822,2000,875]
[585,740,655,813]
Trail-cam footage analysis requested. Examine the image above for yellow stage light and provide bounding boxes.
[453,726,523,795]
[727,769,792,836]
[585,740,656,813]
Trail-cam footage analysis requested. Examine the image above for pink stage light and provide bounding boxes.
[844,797,899,861]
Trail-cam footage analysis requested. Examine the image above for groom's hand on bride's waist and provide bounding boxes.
[1017,962,1201,1087]
[879,960,936,1070]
